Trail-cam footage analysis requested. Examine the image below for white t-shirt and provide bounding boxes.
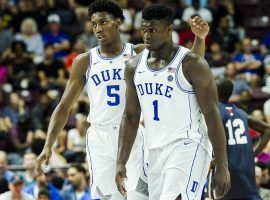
[68,128,86,152]
[0,191,34,200]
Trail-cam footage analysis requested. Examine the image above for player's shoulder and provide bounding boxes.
[69,52,90,78]
[126,52,144,70]
[133,44,146,54]
[183,51,207,66]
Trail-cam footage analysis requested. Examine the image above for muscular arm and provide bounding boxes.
[247,115,270,156]
[45,53,88,148]
[184,53,228,168]
[117,56,141,166]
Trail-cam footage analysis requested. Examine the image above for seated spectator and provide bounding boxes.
[182,0,213,24]
[1,40,35,90]
[63,114,87,163]
[14,18,44,61]
[261,32,270,55]
[225,62,252,103]
[234,38,263,87]
[0,16,13,55]
[256,166,270,200]
[62,164,91,200]
[263,54,270,78]
[36,45,67,90]
[0,151,14,183]
[24,173,62,200]
[206,41,230,78]
[0,177,9,194]
[43,14,71,61]
[212,15,239,53]
[38,189,50,200]
[19,152,37,187]
[258,163,270,189]
[76,21,98,50]
[64,39,86,70]
[0,175,34,200]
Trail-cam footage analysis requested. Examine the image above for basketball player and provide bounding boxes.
[116,4,230,200]
[213,78,270,200]
[36,0,209,199]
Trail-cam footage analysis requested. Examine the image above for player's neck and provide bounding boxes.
[150,41,175,60]
[99,37,123,57]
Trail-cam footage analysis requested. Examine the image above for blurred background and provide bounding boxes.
[1,0,270,199]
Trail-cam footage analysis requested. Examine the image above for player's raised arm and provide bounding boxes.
[134,16,208,57]
[36,53,89,174]
[183,53,230,198]
[247,115,270,156]
[115,55,141,196]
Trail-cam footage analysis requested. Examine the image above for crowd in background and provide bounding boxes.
[1,0,270,199]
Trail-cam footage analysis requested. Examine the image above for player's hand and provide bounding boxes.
[188,16,210,40]
[36,145,52,175]
[115,163,127,196]
[211,164,231,199]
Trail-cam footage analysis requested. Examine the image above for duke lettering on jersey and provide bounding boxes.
[136,83,173,98]
[91,68,123,86]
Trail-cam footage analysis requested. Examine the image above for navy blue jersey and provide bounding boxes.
[219,102,260,199]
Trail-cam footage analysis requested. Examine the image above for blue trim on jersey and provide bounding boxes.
[96,43,126,60]
[196,149,207,199]
[187,94,192,138]
[186,123,203,199]
[85,50,92,84]
[86,131,94,188]
[175,50,195,94]
[186,142,200,200]
[141,128,148,177]
[145,46,181,73]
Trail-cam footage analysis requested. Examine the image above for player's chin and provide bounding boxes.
[145,43,156,50]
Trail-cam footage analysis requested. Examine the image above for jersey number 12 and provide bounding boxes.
[225,118,247,145]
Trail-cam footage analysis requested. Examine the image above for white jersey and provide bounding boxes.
[134,46,211,151]
[85,43,135,126]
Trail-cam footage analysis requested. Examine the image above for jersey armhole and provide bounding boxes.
[133,54,144,82]
[85,50,92,85]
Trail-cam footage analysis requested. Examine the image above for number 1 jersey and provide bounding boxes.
[85,43,135,126]
[134,46,212,153]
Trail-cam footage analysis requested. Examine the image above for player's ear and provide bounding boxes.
[168,24,173,33]
[115,18,122,28]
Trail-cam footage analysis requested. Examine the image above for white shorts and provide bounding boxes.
[86,124,145,199]
[148,138,212,200]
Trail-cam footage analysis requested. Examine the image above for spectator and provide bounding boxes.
[62,164,91,200]
[256,166,270,200]
[19,152,37,187]
[0,151,14,182]
[14,17,44,60]
[38,189,50,200]
[234,38,263,87]
[0,177,9,194]
[212,15,239,53]
[1,40,35,90]
[64,39,87,70]
[76,21,98,50]
[206,40,230,78]
[24,173,62,200]
[225,62,252,103]
[182,0,213,23]
[0,175,34,200]
[0,0,15,30]
[63,114,87,163]
[36,45,67,90]
[259,164,270,189]
[0,16,13,55]
[43,13,71,61]
[261,32,270,55]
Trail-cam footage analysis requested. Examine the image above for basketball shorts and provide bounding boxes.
[86,124,145,200]
[148,138,212,200]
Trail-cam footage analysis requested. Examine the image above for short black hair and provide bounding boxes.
[216,78,234,103]
[70,163,87,174]
[38,189,50,198]
[88,0,125,21]
[142,4,174,25]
